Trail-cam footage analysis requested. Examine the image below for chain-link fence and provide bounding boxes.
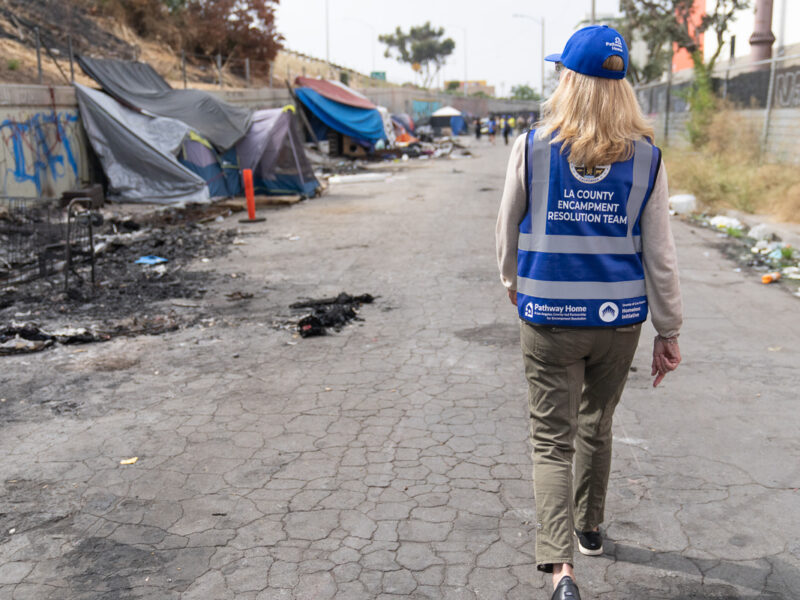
[635,53,800,162]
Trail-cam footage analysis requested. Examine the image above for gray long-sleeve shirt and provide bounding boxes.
[495,133,683,338]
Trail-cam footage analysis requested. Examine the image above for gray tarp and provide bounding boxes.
[78,56,253,150]
[75,83,209,205]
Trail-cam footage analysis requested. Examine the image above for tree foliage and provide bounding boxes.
[86,0,283,66]
[181,0,283,64]
[379,22,455,89]
[510,84,541,101]
[620,0,749,146]
[620,0,749,83]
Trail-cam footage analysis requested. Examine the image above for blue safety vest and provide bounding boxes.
[517,129,661,327]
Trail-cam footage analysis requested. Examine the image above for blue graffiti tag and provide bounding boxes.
[0,111,80,196]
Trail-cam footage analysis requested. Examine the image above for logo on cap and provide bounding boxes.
[606,36,624,53]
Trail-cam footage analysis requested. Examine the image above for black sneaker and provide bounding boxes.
[550,575,581,600]
[575,528,603,556]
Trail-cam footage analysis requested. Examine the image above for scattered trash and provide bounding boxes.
[747,223,776,242]
[781,266,800,279]
[709,215,744,231]
[120,457,138,465]
[0,323,108,355]
[171,299,202,308]
[762,272,781,284]
[669,194,697,215]
[288,292,375,338]
[225,291,253,301]
[288,235,301,241]
[767,248,784,262]
[135,255,168,265]
[328,173,390,184]
[768,346,782,352]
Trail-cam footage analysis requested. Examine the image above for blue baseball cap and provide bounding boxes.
[545,25,628,80]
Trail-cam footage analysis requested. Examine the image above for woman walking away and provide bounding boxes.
[495,25,683,600]
[475,117,482,141]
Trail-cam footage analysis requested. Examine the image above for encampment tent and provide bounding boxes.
[236,107,319,197]
[294,76,385,145]
[178,132,242,199]
[78,56,253,149]
[75,83,209,205]
[431,106,465,135]
[391,113,415,133]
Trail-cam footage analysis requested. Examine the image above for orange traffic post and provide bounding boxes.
[239,168,265,223]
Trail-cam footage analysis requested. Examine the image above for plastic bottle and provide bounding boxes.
[762,272,781,284]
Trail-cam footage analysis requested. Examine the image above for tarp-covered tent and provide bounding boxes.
[449,115,466,135]
[431,105,465,134]
[294,76,385,144]
[235,107,319,197]
[75,83,209,205]
[391,113,415,133]
[179,132,242,199]
[78,56,253,149]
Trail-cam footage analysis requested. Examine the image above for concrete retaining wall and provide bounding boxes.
[646,105,800,163]
[0,85,93,199]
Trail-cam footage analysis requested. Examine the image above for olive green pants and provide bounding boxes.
[520,320,642,569]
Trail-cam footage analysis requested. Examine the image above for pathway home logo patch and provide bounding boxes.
[599,302,619,323]
[569,162,611,184]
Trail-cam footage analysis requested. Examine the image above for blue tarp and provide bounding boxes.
[450,115,466,135]
[295,87,385,143]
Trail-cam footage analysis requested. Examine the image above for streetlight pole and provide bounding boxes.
[513,13,545,99]
[463,28,468,97]
[325,0,331,76]
[591,0,596,24]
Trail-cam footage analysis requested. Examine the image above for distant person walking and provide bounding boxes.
[488,117,496,145]
[496,25,682,600]
[475,117,482,141]
[503,116,512,145]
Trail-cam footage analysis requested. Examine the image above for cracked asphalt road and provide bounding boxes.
[1,141,799,599]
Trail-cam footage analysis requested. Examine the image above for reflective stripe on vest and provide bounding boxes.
[516,129,660,327]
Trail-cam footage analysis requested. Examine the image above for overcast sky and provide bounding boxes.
[275,0,621,95]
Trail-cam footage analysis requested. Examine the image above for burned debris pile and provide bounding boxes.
[289,293,375,338]
[1,205,236,352]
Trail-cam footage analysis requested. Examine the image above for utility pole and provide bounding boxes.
[591,0,596,24]
[749,0,775,66]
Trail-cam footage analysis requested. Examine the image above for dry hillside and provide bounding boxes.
[0,0,253,88]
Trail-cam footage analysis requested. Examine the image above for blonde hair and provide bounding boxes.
[536,56,654,169]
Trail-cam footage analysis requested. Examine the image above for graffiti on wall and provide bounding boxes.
[0,110,82,198]
[775,70,800,108]
[411,100,443,120]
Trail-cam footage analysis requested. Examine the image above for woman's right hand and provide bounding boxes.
[652,336,681,387]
